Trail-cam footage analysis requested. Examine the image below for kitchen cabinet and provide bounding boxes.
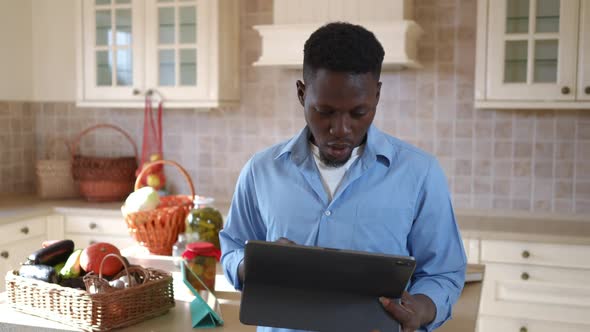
[63,213,135,249]
[475,0,590,108]
[0,217,48,292]
[462,236,480,264]
[477,239,590,331]
[76,0,239,109]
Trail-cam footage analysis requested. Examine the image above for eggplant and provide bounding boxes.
[27,239,74,266]
[18,264,59,283]
[59,276,86,290]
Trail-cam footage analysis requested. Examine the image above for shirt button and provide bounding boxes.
[324,210,331,216]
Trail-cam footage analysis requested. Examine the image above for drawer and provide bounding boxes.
[65,215,128,236]
[66,234,136,251]
[480,263,590,325]
[0,217,46,246]
[478,315,590,332]
[481,240,590,269]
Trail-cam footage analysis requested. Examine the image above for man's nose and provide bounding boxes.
[329,114,351,137]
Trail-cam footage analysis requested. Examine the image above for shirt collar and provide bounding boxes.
[275,124,393,167]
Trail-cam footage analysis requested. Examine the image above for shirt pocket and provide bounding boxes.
[352,206,412,255]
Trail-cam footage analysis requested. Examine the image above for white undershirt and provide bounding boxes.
[310,143,364,201]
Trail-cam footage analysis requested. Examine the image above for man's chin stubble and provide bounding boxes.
[320,152,351,168]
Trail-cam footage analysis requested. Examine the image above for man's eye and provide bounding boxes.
[352,111,367,118]
[316,109,332,115]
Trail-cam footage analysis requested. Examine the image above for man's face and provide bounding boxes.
[297,69,381,167]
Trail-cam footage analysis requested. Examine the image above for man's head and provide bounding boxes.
[297,22,384,167]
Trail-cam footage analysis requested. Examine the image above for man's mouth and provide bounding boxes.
[326,143,352,160]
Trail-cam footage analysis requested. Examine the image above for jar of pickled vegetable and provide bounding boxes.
[185,197,223,249]
[182,242,221,291]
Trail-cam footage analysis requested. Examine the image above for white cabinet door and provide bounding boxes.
[480,262,590,325]
[486,0,579,101]
[145,0,207,102]
[0,236,46,292]
[80,0,145,101]
[478,315,590,332]
[578,0,590,101]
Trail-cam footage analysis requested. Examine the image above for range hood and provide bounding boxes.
[253,0,423,70]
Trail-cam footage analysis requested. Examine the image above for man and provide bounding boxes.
[220,22,466,332]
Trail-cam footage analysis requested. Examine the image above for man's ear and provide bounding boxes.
[376,81,382,104]
[296,80,306,107]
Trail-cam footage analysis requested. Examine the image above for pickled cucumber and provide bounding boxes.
[185,206,223,249]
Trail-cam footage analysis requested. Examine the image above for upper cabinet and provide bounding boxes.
[475,0,590,109]
[76,0,239,109]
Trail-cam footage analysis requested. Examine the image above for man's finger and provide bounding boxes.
[379,297,413,323]
[276,237,296,245]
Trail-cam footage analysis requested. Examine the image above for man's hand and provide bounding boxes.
[379,291,436,332]
[238,237,297,284]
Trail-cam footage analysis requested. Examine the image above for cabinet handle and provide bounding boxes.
[521,250,530,259]
[585,86,590,94]
[1,251,8,259]
[20,227,29,235]
[520,327,528,332]
[89,240,97,245]
[521,272,530,280]
[561,86,570,95]
[133,88,141,95]
[89,222,97,230]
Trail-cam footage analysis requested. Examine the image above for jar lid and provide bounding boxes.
[182,242,221,261]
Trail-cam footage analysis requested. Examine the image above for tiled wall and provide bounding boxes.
[0,102,35,193]
[2,0,590,214]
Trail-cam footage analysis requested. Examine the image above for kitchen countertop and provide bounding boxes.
[2,194,589,245]
[0,248,484,332]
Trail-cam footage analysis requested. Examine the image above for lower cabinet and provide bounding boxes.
[0,216,48,292]
[0,210,137,292]
[478,239,590,331]
[63,214,135,250]
[478,316,590,332]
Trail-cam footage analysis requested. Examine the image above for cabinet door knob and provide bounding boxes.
[20,226,29,235]
[521,272,530,280]
[133,88,141,95]
[561,86,570,94]
[1,251,8,259]
[585,86,590,94]
[89,222,97,230]
[521,250,530,258]
[520,327,528,332]
[89,240,97,245]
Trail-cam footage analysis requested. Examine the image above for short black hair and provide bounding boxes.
[303,22,385,82]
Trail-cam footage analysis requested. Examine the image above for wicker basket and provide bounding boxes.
[36,138,79,199]
[123,160,195,256]
[5,259,174,332]
[71,124,138,202]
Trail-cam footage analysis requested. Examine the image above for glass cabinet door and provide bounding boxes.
[578,0,590,101]
[145,0,206,101]
[487,0,578,101]
[82,0,144,101]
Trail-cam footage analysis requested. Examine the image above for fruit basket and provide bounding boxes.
[71,124,138,202]
[5,253,174,332]
[123,160,195,255]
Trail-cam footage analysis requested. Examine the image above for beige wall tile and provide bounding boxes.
[0,0,587,214]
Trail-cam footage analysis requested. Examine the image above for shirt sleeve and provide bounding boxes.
[407,158,467,331]
[219,157,267,290]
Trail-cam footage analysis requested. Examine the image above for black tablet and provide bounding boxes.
[240,240,416,332]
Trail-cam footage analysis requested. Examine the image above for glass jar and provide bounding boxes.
[172,233,188,267]
[185,197,223,250]
[182,242,221,291]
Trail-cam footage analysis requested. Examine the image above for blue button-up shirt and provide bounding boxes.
[220,125,467,332]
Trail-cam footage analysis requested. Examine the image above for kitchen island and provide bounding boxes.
[0,258,484,332]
